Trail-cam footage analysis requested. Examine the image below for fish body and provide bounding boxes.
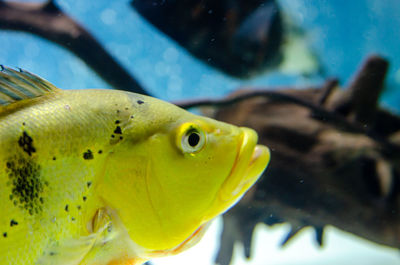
[0,67,270,264]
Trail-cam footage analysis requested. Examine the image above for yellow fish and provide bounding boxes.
[0,66,270,265]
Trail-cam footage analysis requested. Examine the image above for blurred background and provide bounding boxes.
[152,218,400,265]
[1,1,400,112]
[1,1,399,264]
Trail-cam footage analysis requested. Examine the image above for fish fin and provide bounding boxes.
[36,214,111,265]
[79,208,146,265]
[0,65,60,106]
[36,234,100,265]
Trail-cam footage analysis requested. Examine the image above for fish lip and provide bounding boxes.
[145,129,269,257]
[219,127,270,202]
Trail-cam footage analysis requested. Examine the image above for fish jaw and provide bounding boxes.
[207,127,270,219]
[152,128,269,255]
[147,223,209,258]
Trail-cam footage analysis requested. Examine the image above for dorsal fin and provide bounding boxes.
[0,65,60,106]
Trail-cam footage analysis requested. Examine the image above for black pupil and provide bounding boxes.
[188,132,200,147]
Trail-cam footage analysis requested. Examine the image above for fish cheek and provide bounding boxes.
[151,143,221,216]
[191,135,239,198]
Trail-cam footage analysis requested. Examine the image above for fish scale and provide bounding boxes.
[0,91,130,263]
[0,67,270,264]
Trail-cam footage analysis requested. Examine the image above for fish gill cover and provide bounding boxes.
[0,1,400,265]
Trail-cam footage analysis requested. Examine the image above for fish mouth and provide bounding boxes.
[219,127,270,203]
[147,128,269,257]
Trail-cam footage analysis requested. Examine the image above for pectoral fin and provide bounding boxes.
[79,208,147,265]
[36,233,101,265]
[36,209,112,265]
[37,208,145,265]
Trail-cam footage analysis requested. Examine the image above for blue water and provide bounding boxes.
[0,0,399,113]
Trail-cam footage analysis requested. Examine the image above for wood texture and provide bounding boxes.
[188,56,400,265]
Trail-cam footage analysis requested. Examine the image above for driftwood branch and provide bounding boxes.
[328,55,388,126]
[175,86,400,160]
[0,0,149,95]
[1,3,399,264]
[195,55,400,265]
[175,87,367,133]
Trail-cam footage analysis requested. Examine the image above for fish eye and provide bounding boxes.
[180,126,206,154]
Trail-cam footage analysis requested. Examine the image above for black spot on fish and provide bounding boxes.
[6,157,44,215]
[125,107,129,110]
[115,120,120,124]
[77,205,81,210]
[98,150,102,154]
[83,196,87,202]
[22,122,26,126]
[130,115,134,119]
[114,126,122,134]
[10,220,18,227]
[111,135,115,138]
[3,232,7,238]
[83,150,93,160]
[87,182,92,188]
[18,131,36,156]
[119,136,123,140]
[137,100,144,105]
[49,252,56,256]
[65,204,69,212]
[52,157,56,161]
[116,110,120,114]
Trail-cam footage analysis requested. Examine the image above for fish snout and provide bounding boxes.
[219,127,270,202]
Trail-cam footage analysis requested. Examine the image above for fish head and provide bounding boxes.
[99,98,270,257]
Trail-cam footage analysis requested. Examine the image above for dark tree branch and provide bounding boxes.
[1,3,398,263]
[175,87,370,136]
[317,78,338,105]
[211,55,400,265]
[0,1,150,95]
[175,85,400,158]
[328,55,388,125]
